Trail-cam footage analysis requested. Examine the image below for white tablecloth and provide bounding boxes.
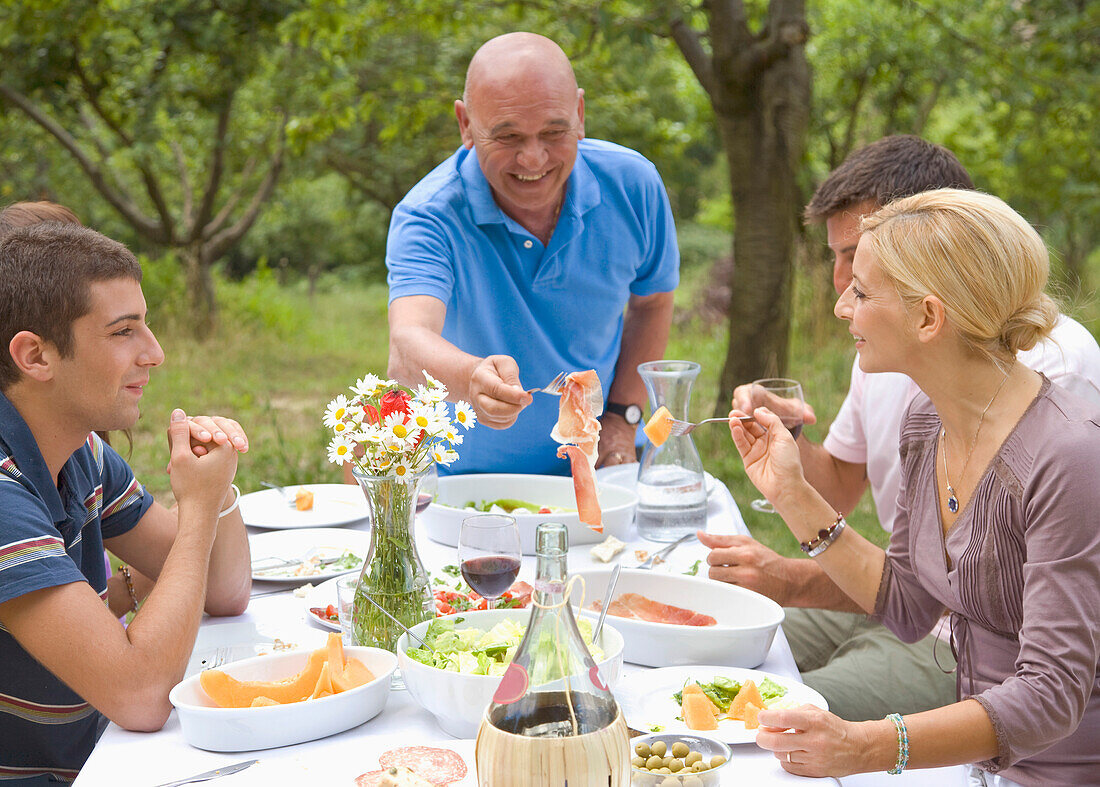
[75,473,959,786]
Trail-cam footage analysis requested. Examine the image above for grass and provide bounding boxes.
[127,232,1098,557]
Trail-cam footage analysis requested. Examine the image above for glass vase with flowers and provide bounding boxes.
[324,372,476,653]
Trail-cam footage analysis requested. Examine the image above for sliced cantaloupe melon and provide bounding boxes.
[250,696,280,707]
[331,657,376,693]
[642,406,674,446]
[682,683,721,716]
[199,647,327,708]
[729,679,764,721]
[326,632,346,679]
[682,691,719,730]
[742,702,764,729]
[310,661,333,699]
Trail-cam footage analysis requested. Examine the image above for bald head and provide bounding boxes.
[463,33,577,112]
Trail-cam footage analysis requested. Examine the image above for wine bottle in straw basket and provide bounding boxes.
[475,522,629,786]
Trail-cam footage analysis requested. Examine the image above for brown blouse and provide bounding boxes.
[874,376,1100,786]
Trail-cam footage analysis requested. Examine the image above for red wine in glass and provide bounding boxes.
[461,555,522,599]
[415,493,432,514]
[459,513,521,609]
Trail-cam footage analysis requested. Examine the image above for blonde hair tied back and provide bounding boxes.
[859,188,1059,362]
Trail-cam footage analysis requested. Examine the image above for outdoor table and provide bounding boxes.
[75,474,962,786]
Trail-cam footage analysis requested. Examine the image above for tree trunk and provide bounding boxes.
[180,245,218,339]
[713,51,811,414]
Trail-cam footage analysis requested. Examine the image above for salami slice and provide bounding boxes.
[354,770,385,787]
[378,746,468,785]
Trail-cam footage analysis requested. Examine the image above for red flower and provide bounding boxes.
[380,389,411,419]
[363,404,380,425]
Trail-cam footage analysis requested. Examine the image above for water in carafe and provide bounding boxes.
[636,361,707,541]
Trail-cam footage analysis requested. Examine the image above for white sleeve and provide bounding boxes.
[822,356,869,464]
[1019,316,1100,405]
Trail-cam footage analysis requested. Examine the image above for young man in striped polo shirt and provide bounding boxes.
[0,224,251,782]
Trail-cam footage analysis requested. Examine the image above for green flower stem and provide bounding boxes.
[351,468,433,651]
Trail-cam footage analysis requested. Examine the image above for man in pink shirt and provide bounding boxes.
[705,135,1100,720]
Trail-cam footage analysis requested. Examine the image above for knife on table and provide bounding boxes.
[153,759,259,787]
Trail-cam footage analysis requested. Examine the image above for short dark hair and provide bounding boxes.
[804,135,974,223]
[0,201,82,239]
[0,224,142,390]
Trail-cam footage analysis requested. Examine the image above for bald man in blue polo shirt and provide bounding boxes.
[386,32,678,475]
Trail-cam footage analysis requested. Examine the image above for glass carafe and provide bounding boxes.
[475,523,628,786]
[636,360,707,541]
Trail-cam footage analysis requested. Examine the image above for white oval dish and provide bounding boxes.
[169,645,396,751]
[420,473,637,554]
[569,569,784,668]
[396,608,624,739]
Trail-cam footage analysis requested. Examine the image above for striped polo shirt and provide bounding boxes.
[0,392,152,783]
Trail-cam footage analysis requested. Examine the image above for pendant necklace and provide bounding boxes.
[940,369,1011,514]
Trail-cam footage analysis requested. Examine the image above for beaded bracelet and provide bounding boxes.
[118,565,139,613]
[885,712,909,775]
[799,512,846,557]
[218,484,241,519]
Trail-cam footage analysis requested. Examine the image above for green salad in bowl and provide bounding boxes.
[405,615,604,678]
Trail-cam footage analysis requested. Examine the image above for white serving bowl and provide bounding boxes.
[570,569,784,668]
[169,646,397,751]
[397,607,625,738]
[421,473,637,553]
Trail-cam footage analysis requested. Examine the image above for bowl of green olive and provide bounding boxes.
[629,732,731,786]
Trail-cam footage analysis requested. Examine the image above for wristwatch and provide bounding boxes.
[604,401,643,425]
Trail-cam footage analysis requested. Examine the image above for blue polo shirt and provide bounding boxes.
[0,392,153,783]
[387,139,679,475]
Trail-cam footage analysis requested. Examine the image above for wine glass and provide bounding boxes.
[416,463,438,515]
[745,378,805,514]
[459,514,521,610]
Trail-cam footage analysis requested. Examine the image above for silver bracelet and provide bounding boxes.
[801,515,847,558]
[218,484,241,518]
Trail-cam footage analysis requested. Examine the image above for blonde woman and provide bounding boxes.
[730,189,1100,785]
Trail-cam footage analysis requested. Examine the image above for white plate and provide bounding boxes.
[421,473,637,554]
[570,569,783,668]
[250,527,369,582]
[240,483,370,529]
[617,665,828,745]
[303,576,345,631]
[595,464,718,496]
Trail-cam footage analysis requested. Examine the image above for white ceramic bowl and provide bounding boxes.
[169,646,397,751]
[397,608,625,738]
[570,569,784,668]
[420,473,637,554]
[629,732,731,786]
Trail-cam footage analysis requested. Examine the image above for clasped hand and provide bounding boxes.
[165,409,249,510]
[468,355,532,429]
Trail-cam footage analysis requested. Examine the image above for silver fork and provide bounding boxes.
[665,414,756,437]
[526,370,568,396]
[201,647,231,670]
[260,481,296,508]
[634,532,695,569]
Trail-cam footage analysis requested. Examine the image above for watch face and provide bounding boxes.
[624,404,642,424]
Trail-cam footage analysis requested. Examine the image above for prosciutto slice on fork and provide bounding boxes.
[551,370,604,532]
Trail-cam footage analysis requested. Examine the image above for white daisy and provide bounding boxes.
[392,460,411,478]
[443,426,463,445]
[383,411,411,441]
[454,401,477,429]
[323,395,350,428]
[409,403,439,433]
[332,420,350,436]
[437,448,459,466]
[351,374,384,397]
[326,436,355,465]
